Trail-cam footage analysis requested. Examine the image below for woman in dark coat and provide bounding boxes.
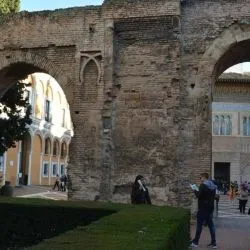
[131,175,151,204]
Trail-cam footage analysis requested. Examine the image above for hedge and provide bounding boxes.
[0,198,190,250]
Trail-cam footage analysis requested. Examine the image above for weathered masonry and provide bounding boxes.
[1,0,250,206]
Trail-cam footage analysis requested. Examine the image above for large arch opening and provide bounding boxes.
[195,24,250,191]
[212,61,250,191]
[0,58,73,189]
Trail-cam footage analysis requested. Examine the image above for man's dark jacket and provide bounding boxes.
[194,180,217,214]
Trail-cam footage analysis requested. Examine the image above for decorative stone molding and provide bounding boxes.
[79,52,102,84]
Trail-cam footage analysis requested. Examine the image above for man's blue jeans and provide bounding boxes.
[193,211,216,245]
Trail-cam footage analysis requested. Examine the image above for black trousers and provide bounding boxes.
[239,200,247,214]
[53,180,60,191]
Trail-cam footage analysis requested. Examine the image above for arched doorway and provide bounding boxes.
[0,56,73,188]
[31,134,42,185]
[212,63,250,188]
[19,133,31,185]
[194,24,250,183]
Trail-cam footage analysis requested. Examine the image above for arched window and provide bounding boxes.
[81,59,98,102]
[61,142,67,159]
[243,116,250,136]
[45,86,53,122]
[45,99,51,122]
[53,140,59,156]
[213,115,220,135]
[213,114,232,136]
[243,117,247,135]
[44,138,51,155]
[225,116,232,135]
[220,115,225,135]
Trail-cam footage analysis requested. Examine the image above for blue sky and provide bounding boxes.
[21,0,103,11]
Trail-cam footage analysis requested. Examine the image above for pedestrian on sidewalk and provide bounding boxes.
[60,175,67,192]
[190,173,217,249]
[247,182,250,194]
[52,174,60,191]
[238,185,248,214]
[214,180,220,217]
[229,181,237,201]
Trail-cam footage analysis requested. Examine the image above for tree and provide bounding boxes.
[0,1,32,155]
[0,82,32,154]
[0,0,20,14]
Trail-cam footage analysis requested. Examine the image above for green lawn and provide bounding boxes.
[0,198,190,250]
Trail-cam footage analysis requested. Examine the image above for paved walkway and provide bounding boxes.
[13,185,67,200]
[190,215,250,250]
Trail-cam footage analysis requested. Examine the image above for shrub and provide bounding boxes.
[0,198,190,250]
[0,198,115,249]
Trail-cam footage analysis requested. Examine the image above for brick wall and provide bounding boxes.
[180,0,250,205]
[1,0,250,206]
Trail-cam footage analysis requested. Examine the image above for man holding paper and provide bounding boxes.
[190,173,217,249]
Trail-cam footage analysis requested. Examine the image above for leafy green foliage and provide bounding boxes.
[0,0,20,14]
[0,1,27,155]
[0,82,32,154]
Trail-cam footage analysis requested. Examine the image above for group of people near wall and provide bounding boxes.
[217,179,250,196]
[52,174,68,192]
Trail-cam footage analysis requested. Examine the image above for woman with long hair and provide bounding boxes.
[131,175,151,204]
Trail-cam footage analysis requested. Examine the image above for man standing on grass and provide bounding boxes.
[190,172,217,249]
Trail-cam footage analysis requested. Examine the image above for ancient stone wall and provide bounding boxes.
[0,7,106,200]
[1,0,250,206]
[110,16,181,205]
[180,0,250,205]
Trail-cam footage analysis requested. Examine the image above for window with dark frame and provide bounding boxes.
[60,164,65,176]
[45,100,51,122]
[212,114,232,136]
[61,142,67,158]
[52,163,58,177]
[45,138,51,155]
[53,141,58,156]
[43,162,49,177]
[243,116,250,136]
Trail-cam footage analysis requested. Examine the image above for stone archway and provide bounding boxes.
[0,51,72,103]
[193,23,250,181]
[0,51,74,188]
[196,23,250,96]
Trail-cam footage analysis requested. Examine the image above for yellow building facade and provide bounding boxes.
[0,73,73,187]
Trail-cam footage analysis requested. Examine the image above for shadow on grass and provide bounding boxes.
[0,203,115,249]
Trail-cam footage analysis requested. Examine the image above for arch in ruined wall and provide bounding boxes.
[0,51,72,103]
[187,23,250,182]
[196,23,250,98]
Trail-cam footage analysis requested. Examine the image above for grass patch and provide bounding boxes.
[0,198,190,250]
